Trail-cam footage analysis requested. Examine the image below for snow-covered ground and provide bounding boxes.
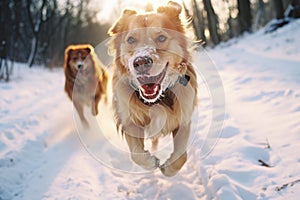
[1,20,300,199]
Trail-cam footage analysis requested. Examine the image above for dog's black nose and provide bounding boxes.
[133,56,153,74]
[78,64,83,69]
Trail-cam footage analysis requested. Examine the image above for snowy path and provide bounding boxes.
[0,65,208,199]
[1,20,300,199]
[203,21,300,199]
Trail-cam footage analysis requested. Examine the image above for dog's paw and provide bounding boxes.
[159,152,187,177]
[91,106,98,116]
[160,160,179,177]
[131,151,160,171]
[143,155,160,170]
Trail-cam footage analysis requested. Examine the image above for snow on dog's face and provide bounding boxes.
[109,2,190,103]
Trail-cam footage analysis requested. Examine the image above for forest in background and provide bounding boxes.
[0,0,299,82]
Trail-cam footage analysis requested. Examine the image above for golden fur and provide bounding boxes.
[64,44,109,125]
[108,1,197,176]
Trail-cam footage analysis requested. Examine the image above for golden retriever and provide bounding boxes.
[64,44,109,126]
[108,1,197,176]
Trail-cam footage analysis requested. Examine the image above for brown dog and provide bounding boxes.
[108,1,197,176]
[64,44,108,126]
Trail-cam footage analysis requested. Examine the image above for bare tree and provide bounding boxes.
[47,1,73,67]
[203,0,220,45]
[286,0,300,18]
[191,0,206,44]
[223,0,236,39]
[26,0,51,67]
[254,0,266,30]
[237,0,252,34]
[273,0,284,19]
[0,0,13,81]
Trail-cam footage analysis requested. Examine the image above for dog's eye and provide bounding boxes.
[157,35,167,43]
[127,36,136,44]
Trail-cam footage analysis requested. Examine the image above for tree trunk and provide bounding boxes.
[254,0,266,30]
[27,37,38,68]
[203,0,220,45]
[237,0,252,34]
[192,0,206,44]
[0,0,11,81]
[273,0,284,19]
[26,0,47,67]
[286,0,300,18]
[227,2,234,39]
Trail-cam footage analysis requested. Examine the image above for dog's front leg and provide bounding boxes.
[124,124,159,170]
[73,100,88,126]
[91,94,100,116]
[160,124,190,177]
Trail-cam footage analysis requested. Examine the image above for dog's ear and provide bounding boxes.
[65,48,73,60]
[122,9,137,17]
[84,47,91,54]
[64,47,72,69]
[157,1,182,19]
[108,9,137,35]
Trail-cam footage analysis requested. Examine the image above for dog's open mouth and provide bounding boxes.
[137,63,168,102]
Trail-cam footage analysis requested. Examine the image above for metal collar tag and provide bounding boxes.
[178,74,190,86]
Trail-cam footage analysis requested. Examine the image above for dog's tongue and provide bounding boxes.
[141,83,158,95]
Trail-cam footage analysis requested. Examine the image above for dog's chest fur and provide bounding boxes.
[114,79,194,139]
[72,70,98,104]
